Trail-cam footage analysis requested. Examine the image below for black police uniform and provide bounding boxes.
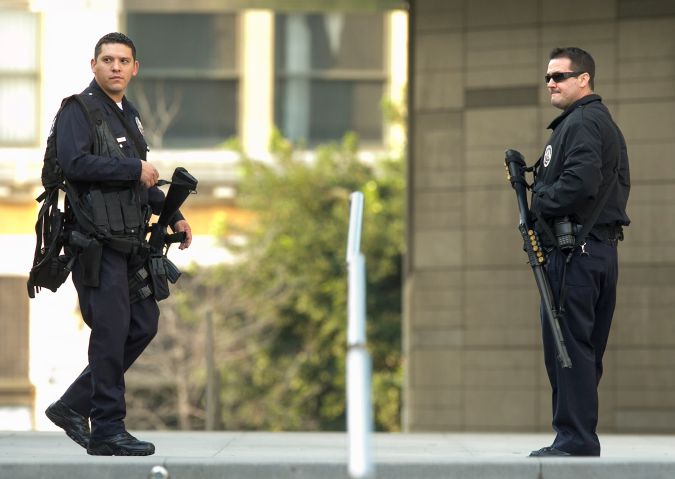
[531,94,630,456]
[54,79,181,439]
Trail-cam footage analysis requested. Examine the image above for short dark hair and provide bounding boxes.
[94,32,137,60]
[549,47,595,89]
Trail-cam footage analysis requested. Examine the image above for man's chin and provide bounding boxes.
[550,97,565,110]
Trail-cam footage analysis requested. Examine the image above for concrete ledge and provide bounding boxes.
[1,431,675,479]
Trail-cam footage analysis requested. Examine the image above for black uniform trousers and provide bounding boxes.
[540,238,618,456]
[60,246,159,438]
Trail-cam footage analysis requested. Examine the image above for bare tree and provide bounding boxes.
[124,253,289,431]
[134,80,183,149]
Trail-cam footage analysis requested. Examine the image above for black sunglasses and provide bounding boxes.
[545,71,584,84]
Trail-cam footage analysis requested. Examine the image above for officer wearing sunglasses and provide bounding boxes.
[528,47,631,457]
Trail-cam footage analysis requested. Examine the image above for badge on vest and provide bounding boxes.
[543,145,552,167]
[135,116,144,135]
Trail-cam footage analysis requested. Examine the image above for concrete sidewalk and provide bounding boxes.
[1,431,675,479]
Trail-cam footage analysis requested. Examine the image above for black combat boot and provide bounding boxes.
[87,431,155,456]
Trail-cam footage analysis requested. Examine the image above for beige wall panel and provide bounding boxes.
[465,107,539,149]
[619,58,675,80]
[407,407,463,430]
[413,230,464,268]
[413,126,464,187]
[541,0,616,22]
[616,389,675,409]
[614,348,675,369]
[619,185,675,262]
[467,27,538,50]
[597,388,617,429]
[464,323,540,348]
[618,18,675,59]
[466,0,538,28]
[415,32,464,73]
[613,314,675,348]
[413,190,463,231]
[467,46,538,70]
[409,349,463,387]
[615,367,675,390]
[414,0,463,32]
[412,287,462,318]
[464,187,520,228]
[618,80,675,101]
[541,22,615,46]
[623,142,675,182]
[464,286,541,329]
[615,410,675,432]
[464,268,534,288]
[616,101,675,142]
[464,389,538,429]
[464,227,524,267]
[410,327,464,349]
[463,350,538,387]
[466,66,539,89]
[412,310,462,329]
[409,270,463,328]
[408,386,462,409]
[414,71,464,110]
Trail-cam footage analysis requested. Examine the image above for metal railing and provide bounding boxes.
[345,191,375,479]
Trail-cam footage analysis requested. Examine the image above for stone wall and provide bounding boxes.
[405,0,675,432]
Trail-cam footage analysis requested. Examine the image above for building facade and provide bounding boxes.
[405,0,675,433]
[0,0,406,430]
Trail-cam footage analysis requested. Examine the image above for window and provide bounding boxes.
[0,11,39,146]
[126,13,238,149]
[275,13,386,145]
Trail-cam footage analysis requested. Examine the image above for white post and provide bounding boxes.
[346,192,375,479]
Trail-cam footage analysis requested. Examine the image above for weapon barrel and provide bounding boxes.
[505,149,573,369]
[532,266,573,368]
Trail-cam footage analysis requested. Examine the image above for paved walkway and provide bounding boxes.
[1,431,675,478]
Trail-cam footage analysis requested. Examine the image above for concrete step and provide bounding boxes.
[1,431,674,479]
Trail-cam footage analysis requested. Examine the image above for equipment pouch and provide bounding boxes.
[149,255,170,301]
[28,254,75,296]
[553,217,576,251]
[79,238,102,287]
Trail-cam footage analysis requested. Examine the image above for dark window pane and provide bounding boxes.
[276,13,384,73]
[275,79,383,144]
[274,12,386,144]
[129,79,237,149]
[126,13,238,148]
[127,13,237,73]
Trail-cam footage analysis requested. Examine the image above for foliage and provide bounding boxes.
[126,130,404,432]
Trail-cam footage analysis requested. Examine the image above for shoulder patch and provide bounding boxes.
[543,145,552,167]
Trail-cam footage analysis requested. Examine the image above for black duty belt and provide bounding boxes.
[589,224,624,242]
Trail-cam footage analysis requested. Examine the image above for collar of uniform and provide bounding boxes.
[547,93,602,130]
[87,79,131,112]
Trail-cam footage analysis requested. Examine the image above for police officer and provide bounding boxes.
[44,32,192,456]
[528,47,630,457]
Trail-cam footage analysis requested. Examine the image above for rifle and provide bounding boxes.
[147,167,198,301]
[504,149,572,369]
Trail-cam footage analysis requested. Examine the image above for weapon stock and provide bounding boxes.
[147,167,198,301]
[504,149,572,369]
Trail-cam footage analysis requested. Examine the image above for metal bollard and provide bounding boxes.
[148,465,170,479]
[346,192,375,479]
